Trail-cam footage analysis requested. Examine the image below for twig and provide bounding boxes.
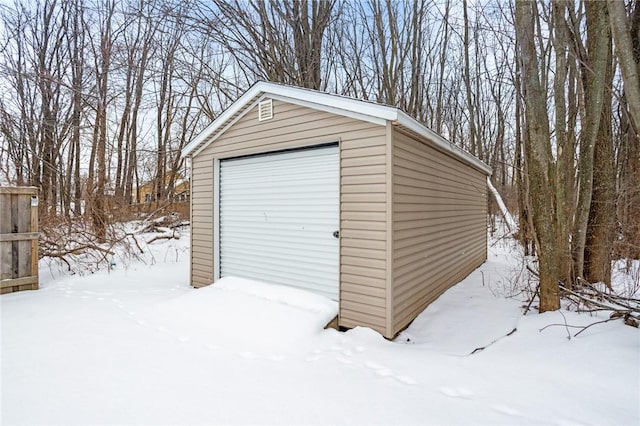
[558,310,571,340]
[126,233,144,254]
[574,318,619,337]
[470,328,517,354]
[523,283,540,315]
[559,284,638,314]
[539,323,586,332]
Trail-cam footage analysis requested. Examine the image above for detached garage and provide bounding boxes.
[181,82,491,339]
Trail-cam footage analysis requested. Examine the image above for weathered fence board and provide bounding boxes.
[0,187,38,294]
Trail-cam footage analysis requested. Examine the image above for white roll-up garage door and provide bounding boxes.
[219,145,339,300]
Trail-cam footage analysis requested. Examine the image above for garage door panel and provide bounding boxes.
[219,145,339,300]
[221,262,336,296]
[220,237,338,255]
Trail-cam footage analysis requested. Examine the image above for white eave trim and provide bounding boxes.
[181,85,264,158]
[181,81,397,159]
[396,111,492,175]
[268,93,387,127]
[182,81,492,176]
[190,96,265,158]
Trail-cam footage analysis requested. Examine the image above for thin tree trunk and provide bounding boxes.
[463,0,477,156]
[608,0,640,132]
[572,0,611,280]
[435,0,450,134]
[585,28,615,286]
[552,0,574,288]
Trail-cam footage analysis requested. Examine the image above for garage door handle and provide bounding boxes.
[333,230,340,239]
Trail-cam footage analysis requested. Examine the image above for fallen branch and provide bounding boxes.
[573,318,620,337]
[540,314,635,338]
[146,231,180,244]
[487,177,517,233]
[525,264,640,317]
[470,328,517,354]
[126,233,144,254]
[41,243,115,258]
[559,283,640,315]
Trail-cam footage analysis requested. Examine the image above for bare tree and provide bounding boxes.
[552,0,576,288]
[198,0,336,90]
[86,0,118,241]
[608,0,640,131]
[571,0,613,280]
[516,0,560,311]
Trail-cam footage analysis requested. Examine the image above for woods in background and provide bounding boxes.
[516,0,639,309]
[0,0,638,302]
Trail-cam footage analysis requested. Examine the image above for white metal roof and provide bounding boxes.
[181,81,491,175]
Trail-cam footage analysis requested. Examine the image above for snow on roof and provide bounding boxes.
[181,81,491,175]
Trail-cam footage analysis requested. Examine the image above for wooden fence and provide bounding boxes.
[0,187,38,294]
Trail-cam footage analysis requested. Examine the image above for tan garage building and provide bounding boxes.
[181,82,491,338]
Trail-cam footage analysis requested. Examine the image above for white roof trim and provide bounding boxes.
[267,93,387,127]
[182,85,265,157]
[191,95,265,158]
[182,81,490,175]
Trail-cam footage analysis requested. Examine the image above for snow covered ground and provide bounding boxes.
[2,227,639,425]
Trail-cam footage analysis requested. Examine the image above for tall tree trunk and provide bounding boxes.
[90,0,115,242]
[70,1,84,216]
[552,0,575,288]
[463,0,477,156]
[435,0,450,134]
[608,0,640,132]
[610,0,640,260]
[572,0,611,280]
[618,94,640,259]
[584,51,615,285]
[516,0,560,312]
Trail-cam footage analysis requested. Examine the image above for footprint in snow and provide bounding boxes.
[363,361,391,376]
[335,356,354,365]
[375,368,393,377]
[491,404,522,416]
[364,360,417,384]
[177,336,190,343]
[364,361,386,370]
[395,375,417,385]
[440,387,475,398]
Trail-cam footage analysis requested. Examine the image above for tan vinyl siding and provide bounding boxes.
[391,128,487,334]
[190,152,215,287]
[340,121,387,334]
[189,99,389,336]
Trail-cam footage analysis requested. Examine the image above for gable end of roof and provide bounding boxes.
[182,81,491,175]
